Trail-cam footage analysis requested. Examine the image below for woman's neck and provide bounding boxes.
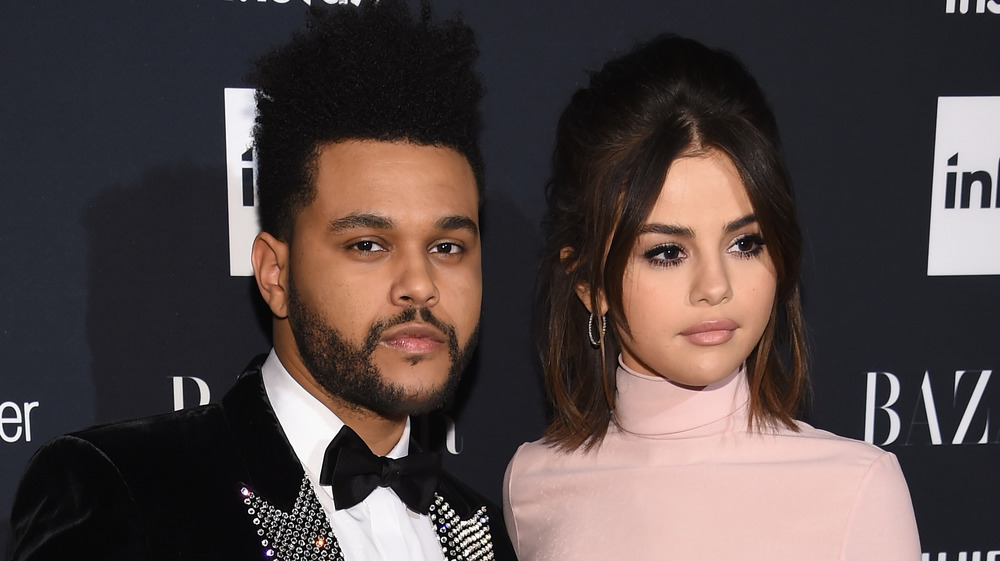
[613,358,749,438]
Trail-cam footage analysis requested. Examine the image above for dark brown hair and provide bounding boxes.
[538,34,809,451]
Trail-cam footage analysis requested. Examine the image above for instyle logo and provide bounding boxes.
[927,97,1000,276]
[225,0,360,5]
[865,369,996,445]
[171,376,212,411]
[945,0,1000,13]
[924,551,1000,561]
[224,88,259,277]
[1,400,40,443]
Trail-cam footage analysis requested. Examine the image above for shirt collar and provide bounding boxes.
[260,349,411,479]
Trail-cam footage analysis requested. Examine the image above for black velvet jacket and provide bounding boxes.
[8,359,516,561]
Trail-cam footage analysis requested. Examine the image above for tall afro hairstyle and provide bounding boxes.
[247,0,484,241]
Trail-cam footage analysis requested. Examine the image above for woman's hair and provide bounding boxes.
[538,34,809,451]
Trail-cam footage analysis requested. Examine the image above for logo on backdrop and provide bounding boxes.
[865,369,997,445]
[1,400,40,443]
[927,96,1000,276]
[945,0,1000,13]
[225,88,259,277]
[224,0,360,5]
[414,413,463,456]
[924,551,1000,561]
[171,376,212,411]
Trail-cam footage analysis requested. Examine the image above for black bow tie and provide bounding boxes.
[318,425,442,515]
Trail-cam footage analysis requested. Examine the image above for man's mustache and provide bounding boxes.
[360,308,459,356]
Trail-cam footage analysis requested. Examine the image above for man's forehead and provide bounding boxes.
[294,140,480,240]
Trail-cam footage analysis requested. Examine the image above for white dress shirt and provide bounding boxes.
[261,350,446,561]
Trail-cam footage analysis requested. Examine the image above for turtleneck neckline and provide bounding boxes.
[613,357,750,438]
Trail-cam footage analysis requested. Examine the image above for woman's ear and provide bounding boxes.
[574,282,608,315]
[251,232,290,319]
[562,246,609,315]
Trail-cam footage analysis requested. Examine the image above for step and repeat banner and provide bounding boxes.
[1,1,996,557]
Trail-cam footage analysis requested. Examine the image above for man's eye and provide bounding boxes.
[352,240,386,253]
[430,242,462,255]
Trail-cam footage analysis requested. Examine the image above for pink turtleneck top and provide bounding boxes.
[503,364,921,560]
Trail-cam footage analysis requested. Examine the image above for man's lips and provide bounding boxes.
[379,323,446,354]
[680,319,738,346]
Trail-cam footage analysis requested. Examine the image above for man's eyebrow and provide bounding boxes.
[327,213,478,237]
[437,215,479,238]
[328,213,394,233]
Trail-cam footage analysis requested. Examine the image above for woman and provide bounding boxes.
[503,35,921,560]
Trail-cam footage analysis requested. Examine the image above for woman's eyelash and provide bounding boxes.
[639,234,765,266]
[730,234,765,258]
[642,244,685,267]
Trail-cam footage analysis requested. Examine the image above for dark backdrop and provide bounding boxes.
[2,1,997,557]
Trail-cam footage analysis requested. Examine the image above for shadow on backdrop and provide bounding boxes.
[83,164,271,424]
[427,190,548,499]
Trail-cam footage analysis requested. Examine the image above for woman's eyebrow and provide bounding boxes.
[724,214,758,233]
[639,214,758,237]
[639,223,694,237]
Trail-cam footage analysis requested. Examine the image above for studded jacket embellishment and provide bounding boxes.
[428,494,495,561]
[240,476,494,561]
[241,477,343,561]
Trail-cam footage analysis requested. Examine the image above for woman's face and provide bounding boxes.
[616,150,777,387]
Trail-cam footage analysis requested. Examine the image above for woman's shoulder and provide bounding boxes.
[772,420,898,469]
[507,437,572,470]
[505,435,607,480]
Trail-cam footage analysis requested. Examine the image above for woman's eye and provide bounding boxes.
[642,244,685,266]
[430,242,463,255]
[730,234,765,258]
[351,240,386,253]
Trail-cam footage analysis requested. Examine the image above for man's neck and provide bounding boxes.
[273,338,406,456]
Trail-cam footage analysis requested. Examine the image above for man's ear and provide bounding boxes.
[251,232,290,319]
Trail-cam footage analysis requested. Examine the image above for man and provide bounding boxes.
[8,2,516,560]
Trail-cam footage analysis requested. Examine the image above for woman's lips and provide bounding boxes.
[680,319,738,346]
[379,324,446,354]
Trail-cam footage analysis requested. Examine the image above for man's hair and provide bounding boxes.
[248,0,484,241]
[538,34,809,451]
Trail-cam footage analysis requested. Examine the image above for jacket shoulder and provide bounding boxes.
[10,434,154,560]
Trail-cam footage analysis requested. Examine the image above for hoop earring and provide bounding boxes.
[588,312,607,348]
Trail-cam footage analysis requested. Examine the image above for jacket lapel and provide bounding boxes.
[221,356,511,561]
[430,475,504,561]
[222,357,348,560]
[222,356,305,512]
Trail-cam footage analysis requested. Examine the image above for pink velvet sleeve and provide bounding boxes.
[842,452,922,560]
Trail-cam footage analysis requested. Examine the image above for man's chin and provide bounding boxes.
[381,379,457,416]
[344,390,447,420]
[340,363,459,418]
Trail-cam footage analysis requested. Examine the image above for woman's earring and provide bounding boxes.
[588,313,607,348]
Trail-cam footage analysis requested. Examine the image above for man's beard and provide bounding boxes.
[285,278,479,418]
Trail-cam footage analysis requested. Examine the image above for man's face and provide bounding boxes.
[285,140,482,418]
